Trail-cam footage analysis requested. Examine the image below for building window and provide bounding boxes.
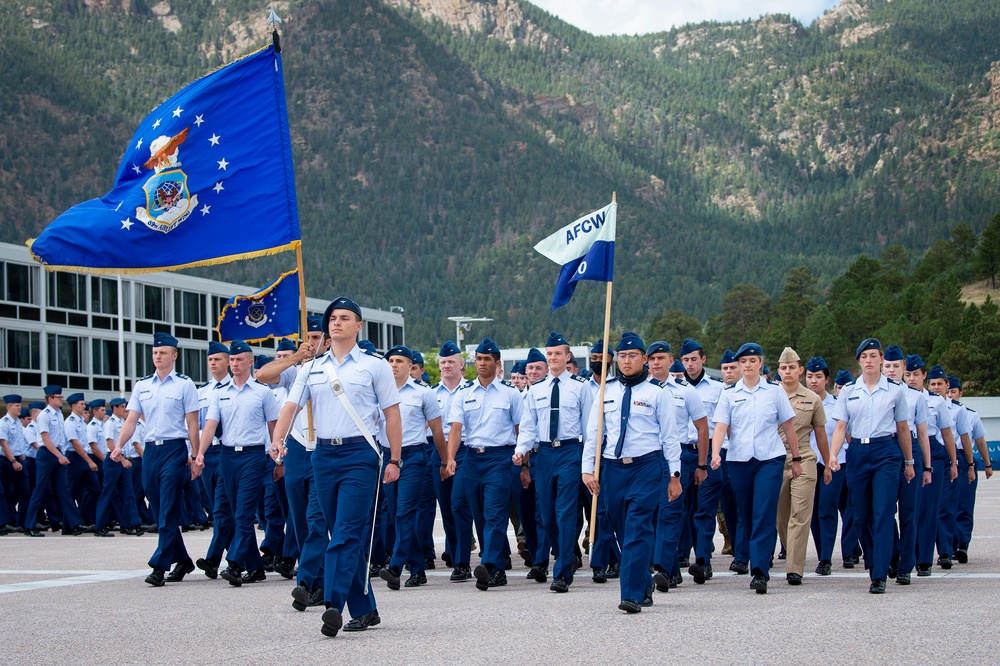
[48,272,87,311]
[90,276,119,315]
[142,285,165,321]
[174,290,206,327]
[135,343,154,377]
[47,334,82,374]
[3,263,35,304]
[366,321,384,350]
[179,348,206,383]
[389,325,404,347]
[4,329,40,369]
[92,339,129,377]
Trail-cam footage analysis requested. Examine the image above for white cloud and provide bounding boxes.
[529,0,842,35]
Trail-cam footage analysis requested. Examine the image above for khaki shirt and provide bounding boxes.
[778,384,826,459]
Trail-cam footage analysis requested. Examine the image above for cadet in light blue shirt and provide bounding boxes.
[711,342,800,595]
[828,338,914,594]
[65,393,100,526]
[23,386,84,536]
[94,398,142,537]
[927,366,968,570]
[947,376,992,565]
[1,394,31,529]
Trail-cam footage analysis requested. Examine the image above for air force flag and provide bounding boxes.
[534,202,616,311]
[217,270,300,343]
[27,45,300,273]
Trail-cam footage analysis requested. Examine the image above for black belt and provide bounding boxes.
[317,436,370,447]
[146,438,186,446]
[467,445,515,454]
[682,442,699,451]
[849,435,896,445]
[223,445,265,453]
[538,438,581,448]
[604,450,660,466]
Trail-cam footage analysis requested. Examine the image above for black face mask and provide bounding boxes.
[590,360,605,376]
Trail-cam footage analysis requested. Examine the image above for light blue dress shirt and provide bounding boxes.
[127,370,200,441]
[398,378,442,447]
[37,405,69,454]
[1,413,29,457]
[713,379,796,462]
[448,377,524,449]
[23,421,39,458]
[87,418,108,456]
[829,375,909,439]
[946,399,974,451]
[517,371,594,455]
[65,413,88,450]
[199,376,231,444]
[811,392,846,463]
[104,415,133,458]
[207,378,278,447]
[663,376,707,444]
[921,389,953,443]
[687,372,724,431]
[433,380,472,440]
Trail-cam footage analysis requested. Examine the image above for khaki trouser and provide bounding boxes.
[776,452,817,576]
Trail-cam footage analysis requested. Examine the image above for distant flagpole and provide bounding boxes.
[117,273,126,397]
[588,192,615,546]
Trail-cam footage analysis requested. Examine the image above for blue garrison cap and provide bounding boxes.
[805,356,828,373]
[3,394,22,404]
[928,365,947,380]
[439,340,462,357]
[422,371,430,383]
[254,354,272,370]
[646,341,671,356]
[883,345,905,362]
[545,331,569,348]
[66,393,85,404]
[411,350,425,366]
[591,339,605,355]
[29,401,45,410]
[905,354,925,372]
[577,368,592,380]
[307,316,323,332]
[322,296,362,333]
[88,399,106,409]
[835,370,854,386]
[510,361,524,375]
[526,348,546,364]
[615,332,645,353]
[680,338,703,356]
[153,331,178,348]
[109,397,127,407]
[949,375,961,390]
[208,340,230,356]
[358,339,377,354]
[44,385,62,396]
[855,337,881,359]
[276,339,298,353]
[669,359,685,373]
[385,345,412,361]
[721,349,737,364]
[476,338,501,356]
[762,364,771,376]
[734,342,763,359]
[229,340,252,356]
[19,407,30,418]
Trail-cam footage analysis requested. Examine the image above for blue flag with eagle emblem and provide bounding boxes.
[217,270,300,343]
[27,45,300,272]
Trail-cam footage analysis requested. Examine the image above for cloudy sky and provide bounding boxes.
[529,0,842,35]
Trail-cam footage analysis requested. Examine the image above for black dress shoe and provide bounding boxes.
[380,566,402,590]
[145,568,166,587]
[121,527,146,536]
[50,522,61,532]
[369,562,384,578]
[592,567,608,583]
[442,552,453,568]
[869,579,886,594]
[689,561,707,584]
[197,558,219,579]
[274,558,296,580]
[291,584,324,611]
[166,559,195,582]
[80,523,96,533]
[321,608,343,637]
[573,555,584,571]
[652,571,670,592]
[527,566,548,583]
[62,525,86,536]
[669,574,682,588]
[94,529,115,537]
[955,548,969,564]
[474,565,491,591]
[550,578,569,593]
[343,610,381,632]
[404,571,427,588]
[425,556,437,570]
[449,565,471,582]
[896,572,911,585]
[938,555,953,570]
[815,561,832,576]
[488,569,507,589]
[916,565,932,577]
[241,568,266,584]
[220,566,243,586]
[618,599,641,614]
[786,573,802,586]
[842,558,855,569]
[141,524,157,533]
[261,553,276,572]
[887,565,898,580]
[504,555,512,571]
[24,528,45,537]
[640,585,654,607]
[678,557,690,568]
[750,575,768,594]
[778,548,786,560]
[730,560,749,575]
[606,563,620,579]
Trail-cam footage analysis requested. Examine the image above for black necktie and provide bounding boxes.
[614,384,632,458]
[549,377,560,442]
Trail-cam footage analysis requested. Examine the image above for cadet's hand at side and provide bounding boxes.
[520,466,531,489]
[710,454,722,471]
[790,461,802,480]
[582,472,600,496]
[383,462,400,484]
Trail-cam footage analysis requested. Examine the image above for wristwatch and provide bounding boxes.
[388,459,402,469]
[671,470,681,478]
[791,456,802,463]
[696,464,708,471]
[923,466,933,473]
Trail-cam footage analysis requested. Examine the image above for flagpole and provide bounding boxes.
[117,273,126,397]
[588,192,616,546]
[295,246,315,443]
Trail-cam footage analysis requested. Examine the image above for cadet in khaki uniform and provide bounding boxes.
[774,348,829,585]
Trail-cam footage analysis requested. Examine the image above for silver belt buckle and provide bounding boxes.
[622,457,634,465]
[552,441,561,448]
[155,439,165,446]
[234,446,244,452]
[331,438,344,446]
[861,438,871,444]
[475,447,486,454]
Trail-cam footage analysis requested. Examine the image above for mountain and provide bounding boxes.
[2,0,1000,347]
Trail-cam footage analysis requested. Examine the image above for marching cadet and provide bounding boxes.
[271,297,402,638]
[668,360,685,382]
[129,417,152,529]
[24,386,85,536]
[406,348,440,571]
[1,394,31,529]
[525,348,548,385]
[378,345,446,590]
[774,348,829,586]
[431,341,473,571]
[645,341,708,588]
[194,341,233,579]
[21,403,46,527]
[65,393,99,527]
[86,400,109,497]
[515,331,593,593]
[111,332,201,587]
[712,343,801,594]
[514,348,547,569]
[904,357,958,576]
[510,362,528,392]
[583,332,680,613]
[931,367,974,569]
[445,337,524,591]
[94,398,143,537]
[834,370,853,396]
[806,357,859,575]
[827,338,915,594]
[194,340,278,586]
[947,376,992,563]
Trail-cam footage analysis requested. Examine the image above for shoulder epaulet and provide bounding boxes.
[363,349,383,359]
[463,379,474,388]
[887,377,901,386]
[953,400,963,407]
[177,373,191,380]
[607,376,620,384]
[570,373,586,383]
[415,379,431,388]
[907,384,920,392]
[529,378,545,386]
[140,373,154,381]
[650,378,666,388]
[201,380,213,389]
[431,382,440,389]
[724,384,735,390]
[845,379,857,387]
[767,379,780,386]
[675,377,690,386]
[501,380,515,388]
[965,405,976,412]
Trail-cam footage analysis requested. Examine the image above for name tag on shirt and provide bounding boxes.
[464,398,482,411]
[848,396,860,401]
[219,397,231,402]
[734,398,747,404]
[140,390,152,399]
[308,372,326,385]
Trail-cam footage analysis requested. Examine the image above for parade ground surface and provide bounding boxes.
[3,479,999,665]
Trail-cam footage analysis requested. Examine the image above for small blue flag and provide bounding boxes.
[534,202,616,311]
[27,45,300,273]
[217,270,299,343]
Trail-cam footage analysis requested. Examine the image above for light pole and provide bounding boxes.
[447,316,493,347]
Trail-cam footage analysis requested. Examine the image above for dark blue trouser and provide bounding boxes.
[143,441,191,570]
[372,446,393,565]
[312,440,380,618]
[675,446,700,562]
[67,451,100,523]
[96,459,140,530]
[182,472,207,526]
[130,456,152,524]
[221,448,266,571]
[937,459,959,559]
[955,458,978,551]
[588,476,622,569]
[418,441,438,560]
[603,452,661,603]
[430,444,459,564]
[526,458,551,567]
[260,456,288,559]
[654,450,694,575]
[202,446,233,565]
[284,438,326,591]
[452,445,513,570]
[916,442,947,566]
[1,457,31,527]
[728,455,785,579]
[25,448,82,529]
[891,445,922,574]
[535,443,580,579]
[817,461,859,562]
[694,448,743,566]
[847,438,901,581]
[389,445,429,575]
